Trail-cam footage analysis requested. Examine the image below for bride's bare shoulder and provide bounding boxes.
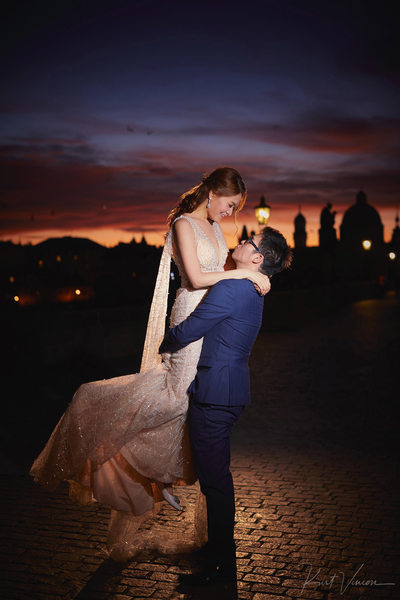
[173,214,191,226]
[172,215,195,239]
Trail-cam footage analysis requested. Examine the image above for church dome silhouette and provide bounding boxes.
[340,190,383,247]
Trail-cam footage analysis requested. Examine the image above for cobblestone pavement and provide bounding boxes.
[1,294,399,600]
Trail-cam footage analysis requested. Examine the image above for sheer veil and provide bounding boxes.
[140,229,172,373]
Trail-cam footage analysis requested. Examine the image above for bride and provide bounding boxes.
[30,166,270,559]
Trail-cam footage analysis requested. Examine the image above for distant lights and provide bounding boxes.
[38,259,44,267]
[56,255,62,262]
[14,295,20,302]
[9,275,15,283]
[75,289,81,296]
[362,240,372,250]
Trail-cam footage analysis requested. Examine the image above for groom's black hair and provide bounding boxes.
[258,227,293,277]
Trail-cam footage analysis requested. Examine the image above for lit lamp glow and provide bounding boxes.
[389,252,396,260]
[362,240,372,250]
[14,295,20,302]
[255,196,271,226]
[75,289,81,296]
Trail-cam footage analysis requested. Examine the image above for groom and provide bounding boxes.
[159,226,292,592]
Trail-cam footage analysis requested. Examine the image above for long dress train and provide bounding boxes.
[30,215,228,559]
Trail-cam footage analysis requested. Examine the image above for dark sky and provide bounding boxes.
[1,0,399,247]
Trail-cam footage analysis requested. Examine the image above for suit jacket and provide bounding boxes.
[159,279,264,406]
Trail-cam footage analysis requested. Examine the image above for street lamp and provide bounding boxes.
[255,196,271,227]
[362,240,372,250]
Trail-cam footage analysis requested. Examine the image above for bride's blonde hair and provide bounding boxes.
[168,166,247,227]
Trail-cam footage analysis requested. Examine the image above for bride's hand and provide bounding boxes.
[236,269,271,295]
[247,271,271,295]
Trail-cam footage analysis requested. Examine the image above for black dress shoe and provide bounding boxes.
[177,569,238,600]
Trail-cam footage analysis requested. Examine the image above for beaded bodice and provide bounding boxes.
[172,215,228,288]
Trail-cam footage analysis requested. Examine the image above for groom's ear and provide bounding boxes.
[252,253,263,266]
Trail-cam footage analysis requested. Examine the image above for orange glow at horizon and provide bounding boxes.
[0,221,301,248]
[1,206,397,249]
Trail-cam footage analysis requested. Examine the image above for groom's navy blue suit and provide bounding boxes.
[159,278,264,572]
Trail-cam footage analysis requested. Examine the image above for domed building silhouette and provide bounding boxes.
[340,190,383,249]
[337,190,386,282]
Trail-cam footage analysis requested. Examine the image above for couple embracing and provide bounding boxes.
[30,167,292,595]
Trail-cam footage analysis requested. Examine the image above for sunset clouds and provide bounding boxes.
[1,0,399,247]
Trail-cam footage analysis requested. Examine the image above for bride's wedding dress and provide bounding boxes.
[30,215,228,559]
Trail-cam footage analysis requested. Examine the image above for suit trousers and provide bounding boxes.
[188,400,244,570]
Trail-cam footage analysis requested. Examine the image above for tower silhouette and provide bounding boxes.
[294,208,307,248]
